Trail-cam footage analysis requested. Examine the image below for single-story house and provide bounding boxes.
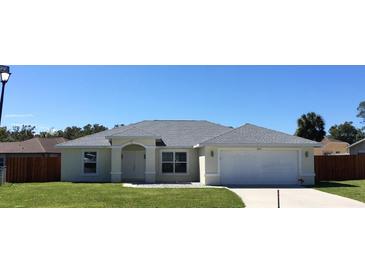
[314,137,349,156]
[57,120,320,186]
[348,138,365,155]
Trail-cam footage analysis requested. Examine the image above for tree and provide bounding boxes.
[53,130,66,137]
[62,126,83,140]
[93,124,108,133]
[295,112,326,142]
[53,124,109,140]
[82,124,94,136]
[357,101,365,125]
[0,123,110,141]
[9,125,36,141]
[0,127,11,142]
[38,131,55,138]
[329,121,365,144]
[83,124,108,135]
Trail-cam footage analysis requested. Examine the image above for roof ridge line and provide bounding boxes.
[199,124,244,144]
[136,119,232,130]
[199,123,319,145]
[247,123,319,142]
[35,137,47,153]
[141,119,209,121]
[109,125,159,137]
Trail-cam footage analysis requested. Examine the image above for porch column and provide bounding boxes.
[145,146,156,183]
[110,146,122,182]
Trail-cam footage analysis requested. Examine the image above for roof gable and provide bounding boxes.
[131,120,231,147]
[199,123,320,146]
[57,120,232,148]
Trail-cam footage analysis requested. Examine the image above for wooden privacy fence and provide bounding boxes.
[314,155,365,182]
[6,156,61,182]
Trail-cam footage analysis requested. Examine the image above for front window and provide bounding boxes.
[83,152,97,174]
[161,152,187,174]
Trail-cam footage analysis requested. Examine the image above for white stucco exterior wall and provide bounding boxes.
[199,146,316,186]
[111,138,156,183]
[60,144,197,183]
[145,146,156,183]
[61,148,111,182]
[110,146,122,182]
[60,142,316,185]
[300,147,315,185]
[198,147,206,185]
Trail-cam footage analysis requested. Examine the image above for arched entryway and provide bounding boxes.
[122,144,146,182]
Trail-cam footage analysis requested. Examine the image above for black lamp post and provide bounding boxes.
[0,66,11,126]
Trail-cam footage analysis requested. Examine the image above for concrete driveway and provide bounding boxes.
[230,187,365,208]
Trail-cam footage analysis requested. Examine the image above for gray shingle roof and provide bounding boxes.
[57,120,231,148]
[56,127,119,147]
[199,123,320,146]
[57,121,320,148]
[129,120,232,147]
[107,126,160,138]
[0,137,67,153]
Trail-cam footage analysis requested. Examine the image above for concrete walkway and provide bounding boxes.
[230,187,365,208]
[123,182,205,188]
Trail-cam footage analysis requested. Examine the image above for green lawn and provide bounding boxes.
[315,180,365,203]
[0,182,244,208]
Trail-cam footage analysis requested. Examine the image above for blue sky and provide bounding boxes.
[2,65,364,134]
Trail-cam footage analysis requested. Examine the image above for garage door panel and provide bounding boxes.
[220,150,299,185]
[220,151,257,184]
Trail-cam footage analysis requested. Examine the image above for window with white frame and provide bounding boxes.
[161,152,187,174]
[83,152,97,174]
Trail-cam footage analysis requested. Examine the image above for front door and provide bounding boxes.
[122,151,146,181]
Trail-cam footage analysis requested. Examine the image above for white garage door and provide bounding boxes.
[220,150,299,186]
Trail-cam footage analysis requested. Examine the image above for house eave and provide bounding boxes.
[348,138,365,148]
[56,145,111,149]
[105,135,161,140]
[156,146,194,149]
[57,144,197,149]
[194,143,321,148]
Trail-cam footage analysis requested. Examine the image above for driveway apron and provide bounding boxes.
[230,187,365,208]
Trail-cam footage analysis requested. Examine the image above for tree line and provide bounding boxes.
[295,101,365,144]
[1,101,364,144]
[0,124,124,142]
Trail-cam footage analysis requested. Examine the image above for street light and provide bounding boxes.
[0,65,11,125]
